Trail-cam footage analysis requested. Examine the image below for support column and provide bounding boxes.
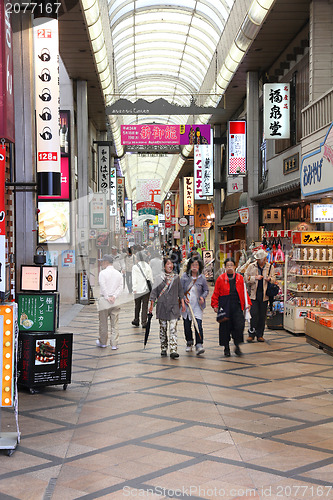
[213,125,222,279]
[12,13,37,287]
[76,81,89,304]
[246,71,260,246]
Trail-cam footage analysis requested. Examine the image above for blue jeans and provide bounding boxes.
[183,316,203,345]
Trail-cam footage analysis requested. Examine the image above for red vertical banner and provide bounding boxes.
[164,200,172,228]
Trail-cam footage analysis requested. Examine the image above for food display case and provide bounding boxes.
[284,231,333,334]
[305,301,333,355]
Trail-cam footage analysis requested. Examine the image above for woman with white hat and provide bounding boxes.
[244,248,276,342]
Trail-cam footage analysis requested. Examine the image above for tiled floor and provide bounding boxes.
[1,290,333,499]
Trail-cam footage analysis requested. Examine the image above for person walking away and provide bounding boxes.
[125,247,135,293]
[132,251,154,328]
[97,255,123,349]
[170,246,181,274]
[211,258,251,357]
[244,248,276,342]
[149,258,185,359]
[180,257,209,355]
[149,251,164,287]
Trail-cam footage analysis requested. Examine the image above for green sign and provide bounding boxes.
[17,294,58,333]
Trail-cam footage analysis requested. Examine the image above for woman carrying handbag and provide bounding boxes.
[211,258,251,357]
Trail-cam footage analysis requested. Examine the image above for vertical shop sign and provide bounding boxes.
[164,200,172,228]
[228,121,246,175]
[90,194,106,229]
[0,144,6,292]
[109,166,117,216]
[201,131,214,196]
[194,146,206,200]
[0,3,14,143]
[33,17,61,195]
[263,84,290,139]
[98,145,110,195]
[117,177,125,213]
[184,177,194,216]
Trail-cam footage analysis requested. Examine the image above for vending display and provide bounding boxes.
[284,231,333,334]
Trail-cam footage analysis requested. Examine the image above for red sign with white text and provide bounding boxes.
[0,4,15,142]
[164,200,172,228]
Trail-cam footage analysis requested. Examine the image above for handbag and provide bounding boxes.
[243,280,251,321]
[266,264,279,297]
[137,263,152,292]
[216,295,230,323]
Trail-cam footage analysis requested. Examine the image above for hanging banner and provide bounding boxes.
[164,200,172,228]
[136,179,161,211]
[33,17,61,194]
[125,199,132,222]
[98,145,110,196]
[194,145,206,201]
[117,177,125,213]
[121,124,210,145]
[110,166,117,216]
[201,141,214,196]
[263,83,290,139]
[195,204,212,229]
[228,121,246,175]
[0,4,14,143]
[184,177,194,216]
[238,207,249,224]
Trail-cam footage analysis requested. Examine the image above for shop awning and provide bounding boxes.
[252,180,300,201]
[218,210,239,227]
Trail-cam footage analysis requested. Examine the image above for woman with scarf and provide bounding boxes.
[211,258,251,357]
[149,257,185,359]
[180,257,209,355]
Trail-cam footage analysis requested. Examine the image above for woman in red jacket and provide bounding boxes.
[211,258,251,357]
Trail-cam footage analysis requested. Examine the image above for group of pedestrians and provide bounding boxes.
[96,246,276,359]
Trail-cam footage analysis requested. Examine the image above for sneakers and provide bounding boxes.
[186,341,193,352]
[170,352,179,359]
[224,347,231,357]
[257,337,265,342]
[96,339,107,348]
[235,345,243,357]
[196,344,205,355]
[161,350,167,357]
[111,346,118,350]
[131,320,139,327]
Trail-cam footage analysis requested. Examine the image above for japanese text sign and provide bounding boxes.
[18,293,58,333]
[121,124,210,145]
[264,84,290,139]
[164,200,172,228]
[228,121,246,175]
[98,145,110,195]
[90,194,106,229]
[295,231,333,246]
[117,177,125,212]
[109,167,117,216]
[184,177,194,216]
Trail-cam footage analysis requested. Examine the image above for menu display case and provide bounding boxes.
[284,231,333,334]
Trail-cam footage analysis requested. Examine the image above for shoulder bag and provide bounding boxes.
[137,263,152,292]
[266,264,279,297]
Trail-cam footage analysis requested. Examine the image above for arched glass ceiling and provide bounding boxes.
[107,0,235,200]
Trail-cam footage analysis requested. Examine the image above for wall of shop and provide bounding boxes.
[265,144,301,188]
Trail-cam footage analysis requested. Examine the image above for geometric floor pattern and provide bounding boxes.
[1,289,333,499]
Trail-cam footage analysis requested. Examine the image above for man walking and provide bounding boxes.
[97,254,123,349]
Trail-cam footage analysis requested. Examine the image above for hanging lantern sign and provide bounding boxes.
[33,17,61,196]
[238,207,249,224]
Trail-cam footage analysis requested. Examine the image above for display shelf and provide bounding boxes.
[284,232,333,335]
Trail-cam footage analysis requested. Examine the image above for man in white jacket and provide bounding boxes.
[97,255,123,349]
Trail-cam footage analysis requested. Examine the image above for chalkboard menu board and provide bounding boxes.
[17,293,59,333]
